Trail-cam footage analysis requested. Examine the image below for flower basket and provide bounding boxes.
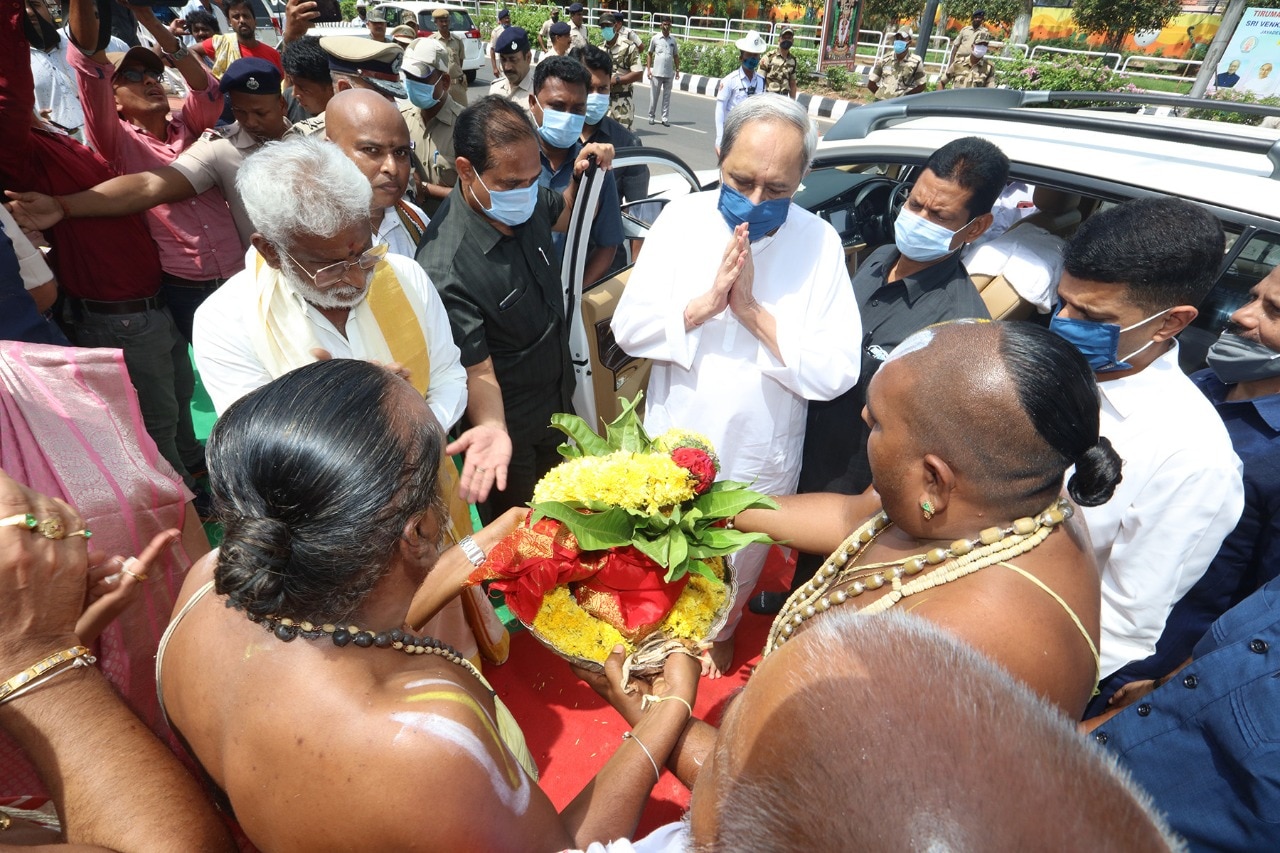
[466,395,776,674]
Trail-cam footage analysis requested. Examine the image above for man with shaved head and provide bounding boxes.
[324,88,429,256]
[583,610,1176,851]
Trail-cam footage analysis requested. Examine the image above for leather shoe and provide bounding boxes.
[748,590,788,616]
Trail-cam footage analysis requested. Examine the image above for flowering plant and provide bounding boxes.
[466,395,777,669]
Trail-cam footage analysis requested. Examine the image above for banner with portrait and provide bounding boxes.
[1214,8,1280,98]
[818,0,863,70]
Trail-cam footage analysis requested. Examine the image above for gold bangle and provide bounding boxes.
[0,646,96,706]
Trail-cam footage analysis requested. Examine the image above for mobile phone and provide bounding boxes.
[312,0,343,24]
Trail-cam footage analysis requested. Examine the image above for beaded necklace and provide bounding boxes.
[248,612,491,693]
[764,498,1072,654]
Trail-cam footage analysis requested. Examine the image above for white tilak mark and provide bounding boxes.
[391,712,530,815]
[403,677,457,690]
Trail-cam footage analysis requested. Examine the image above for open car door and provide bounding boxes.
[560,147,705,429]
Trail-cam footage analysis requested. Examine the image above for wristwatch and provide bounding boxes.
[458,535,487,567]
[163,44,190,63]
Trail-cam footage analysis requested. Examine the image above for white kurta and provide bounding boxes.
[612,191,861,496]
[193,252,467,428]
[1076,343,1244,677]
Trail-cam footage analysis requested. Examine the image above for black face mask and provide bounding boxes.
[24,7,62,51]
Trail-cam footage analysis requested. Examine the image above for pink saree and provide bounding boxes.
[0,342,196,801]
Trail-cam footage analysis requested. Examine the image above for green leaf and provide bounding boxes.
[667,528,688,574]
[632,533,672,569]
[687,530,775,559]
[664,555,693,583]
[692,486,780,519]
[603,393,651,454]
[550,412,613,457]
[685,559,719,582]
[530,502,635,550]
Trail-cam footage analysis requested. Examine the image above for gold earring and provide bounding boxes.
[921,500,934,521]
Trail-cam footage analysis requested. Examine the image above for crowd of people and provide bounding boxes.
[2,0,1279,850]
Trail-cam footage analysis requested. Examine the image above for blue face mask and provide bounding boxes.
[601,26,614,41]
[404,77,441,110]
[584,92,609,125]
[470,173,538,227]
[718,180,790,242]
[742,56,760,71]
[1049,304,1170,373]
[534,97,586,148]
[893,207,969,262]
[893,39,907,53]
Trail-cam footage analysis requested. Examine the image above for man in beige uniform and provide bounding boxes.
[488,26,534,112]
[940,30,996,89]
[399,38,462,216]
[537,5,560,51]
[429,7,468,106]
[567,3,589,49]
[952,9,987,61]
[600,11,642,129]
[868,27,925,100]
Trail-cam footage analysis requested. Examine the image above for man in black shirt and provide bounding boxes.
[752,137,1010,613]
[417,96,612,519]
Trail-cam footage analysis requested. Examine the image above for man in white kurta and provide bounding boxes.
[612,95,861,676]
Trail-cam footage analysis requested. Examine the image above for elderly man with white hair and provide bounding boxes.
[611,94,862,677]
[192,134,510,667]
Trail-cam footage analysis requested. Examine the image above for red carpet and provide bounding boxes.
[485,547,795,835]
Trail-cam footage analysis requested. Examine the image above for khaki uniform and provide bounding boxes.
[760,49,797,95]
[869,52,925,100]
[617,24,643,49]
[538,16,557,47]
[569,21,589,49]
[606,38,643,129]
[489,67,535,113]
[293,113,326,136]
[400,97,463,217]
[953,25,986,59]
[940,56,996,89]
[431,32,468,105]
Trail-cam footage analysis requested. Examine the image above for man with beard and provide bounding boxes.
[8,58,292,248]
[192,0,282,77]
[190,134,506,665]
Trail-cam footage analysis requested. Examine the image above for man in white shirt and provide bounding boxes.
[323,89,429,256]
[714,31,766,154]
[1050,197,1244,681]
[193,134,511,666]
[612,95,862,677]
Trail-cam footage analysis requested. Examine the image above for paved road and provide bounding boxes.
[468,67,837,174]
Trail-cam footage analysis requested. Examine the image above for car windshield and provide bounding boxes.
[415,10,474,32]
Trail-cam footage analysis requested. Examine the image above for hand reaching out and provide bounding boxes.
[446,424,512,504]
[76,529,181,645]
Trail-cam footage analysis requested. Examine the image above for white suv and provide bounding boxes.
[374,1,483,82]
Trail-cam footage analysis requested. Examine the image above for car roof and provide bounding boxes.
[818,91,1280,223]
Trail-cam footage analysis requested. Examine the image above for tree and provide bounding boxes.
[1070,0,1181,53]
[943,0,1021,29]
[861,0,923,33]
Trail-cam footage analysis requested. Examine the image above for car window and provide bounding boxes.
[413,10,473,33]
[1179,228,1280,371]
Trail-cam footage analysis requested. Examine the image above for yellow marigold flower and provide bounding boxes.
[533,450,696,514]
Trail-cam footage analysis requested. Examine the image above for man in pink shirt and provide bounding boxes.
[67,0,243,344]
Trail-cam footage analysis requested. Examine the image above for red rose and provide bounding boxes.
[671,447,716,494]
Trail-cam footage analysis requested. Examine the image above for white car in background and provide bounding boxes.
[306,2,485,81]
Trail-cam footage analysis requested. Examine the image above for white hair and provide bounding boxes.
[718,93,817,171]
[236,135,373,249]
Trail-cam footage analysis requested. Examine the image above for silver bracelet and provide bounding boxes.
[623,731,661,784]
[458,535,486,567]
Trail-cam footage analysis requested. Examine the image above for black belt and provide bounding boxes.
[73,294,165,315]
[161,273,227,292]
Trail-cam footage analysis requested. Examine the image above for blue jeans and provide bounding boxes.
[71,306,200,484]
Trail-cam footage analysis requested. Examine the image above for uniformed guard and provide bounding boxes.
[567,2,589,50]
[760,26,798,98]
[940,30,996,89]
[365,5,389,42]
[868,27,926,101]
[953,9,987,61]
[320,34,406,100]
[391,24,417,46]
[488,26,534,112]
[429,7,469,106]
[600,11,642,129]
[399,36,464,216]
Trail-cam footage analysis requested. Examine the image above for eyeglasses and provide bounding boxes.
[117,68,163,84]
[280,240,388,289]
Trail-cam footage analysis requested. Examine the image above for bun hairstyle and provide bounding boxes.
[998,323,1123,507]
[207,360,443,623]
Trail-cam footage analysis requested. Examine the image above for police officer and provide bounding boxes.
[566,2,589,50]
[489,26,534,111]
[953,9,987,61]
[399,37,463,215]
[429,6,469,106]
[940,30,996,89]
[537,5,560,51]
[599,11,642,129]
[365,5,389,42]
[321,35,406,100]
[868,27,925,100]
[760,26,798,98]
